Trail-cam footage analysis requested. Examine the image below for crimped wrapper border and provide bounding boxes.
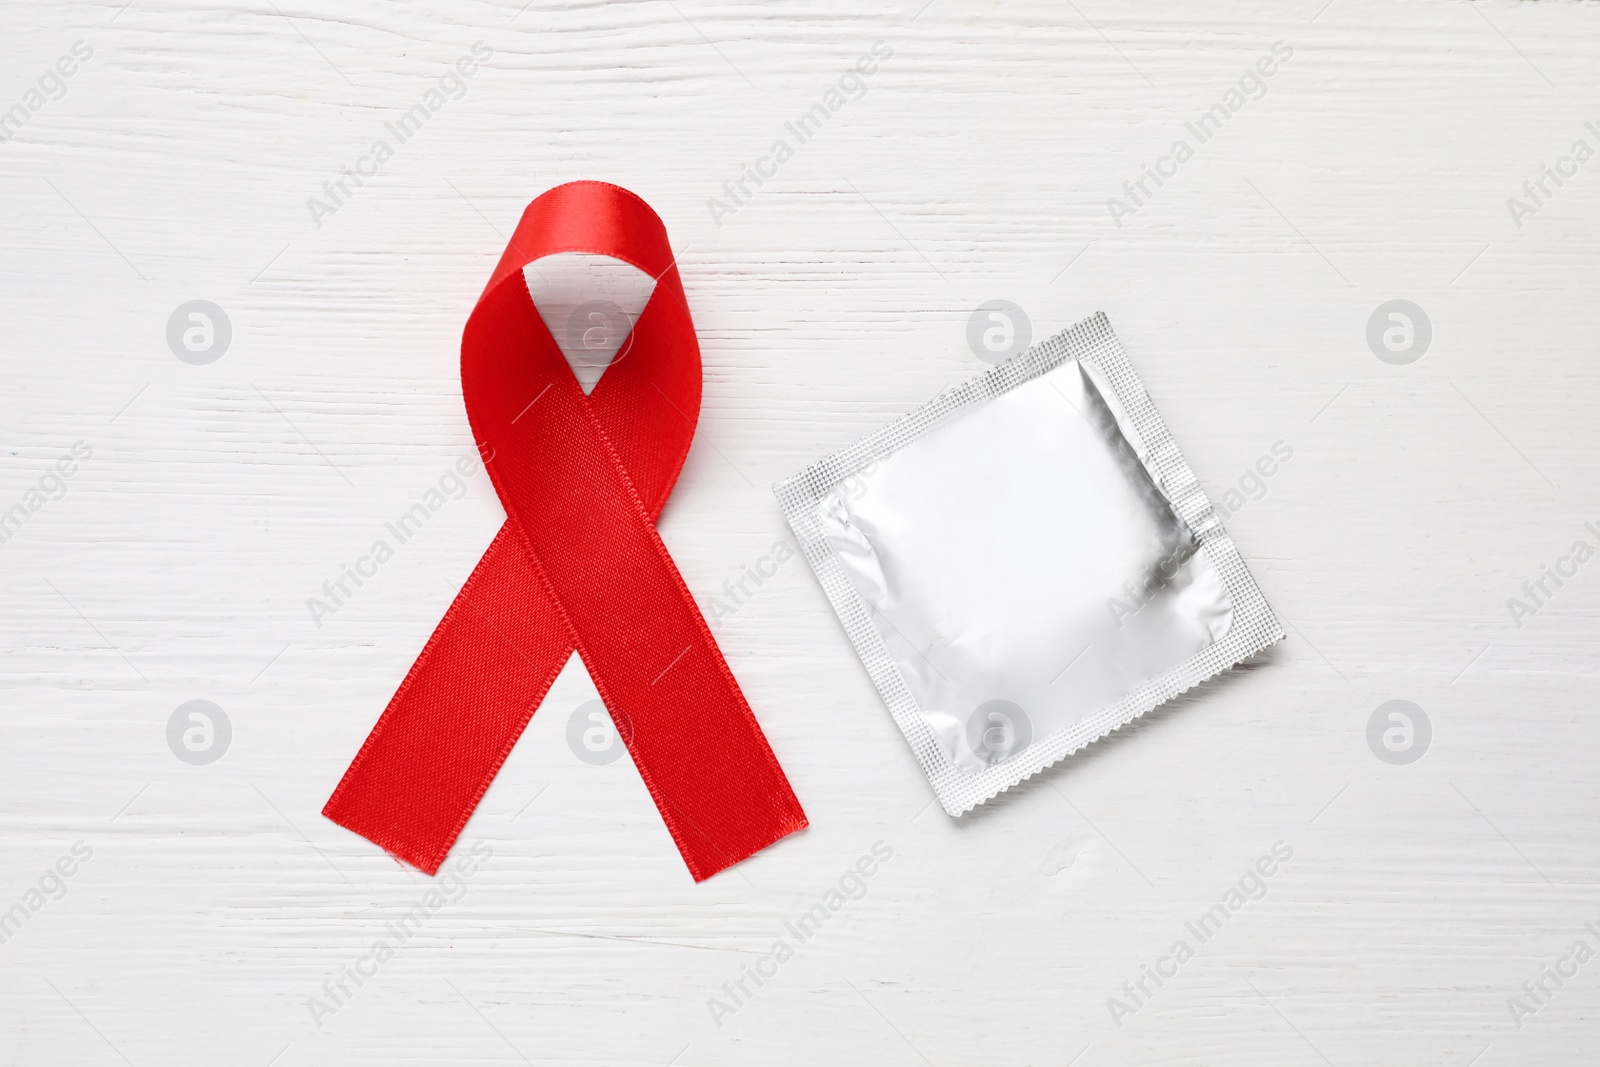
[774,312,1285,815]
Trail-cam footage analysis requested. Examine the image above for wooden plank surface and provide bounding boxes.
[2,1,1598,1063]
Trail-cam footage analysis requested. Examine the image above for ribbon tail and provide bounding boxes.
[322,523,570,873]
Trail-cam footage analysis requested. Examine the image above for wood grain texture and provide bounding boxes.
[3,1,1599,1063]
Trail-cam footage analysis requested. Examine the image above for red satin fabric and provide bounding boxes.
[323,182,807,880]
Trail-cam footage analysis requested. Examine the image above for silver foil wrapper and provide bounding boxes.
[776,313,1283,814]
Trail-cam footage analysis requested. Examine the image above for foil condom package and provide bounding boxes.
[775,313,1284,814]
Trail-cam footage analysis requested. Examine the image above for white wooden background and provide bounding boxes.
[4,1,1599,1063]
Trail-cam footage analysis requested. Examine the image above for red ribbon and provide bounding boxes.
[323,182,807,880]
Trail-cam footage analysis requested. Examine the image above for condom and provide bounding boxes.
[776,313,1283,814]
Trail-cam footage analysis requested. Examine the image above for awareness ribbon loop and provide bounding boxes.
[323,181,808,880]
